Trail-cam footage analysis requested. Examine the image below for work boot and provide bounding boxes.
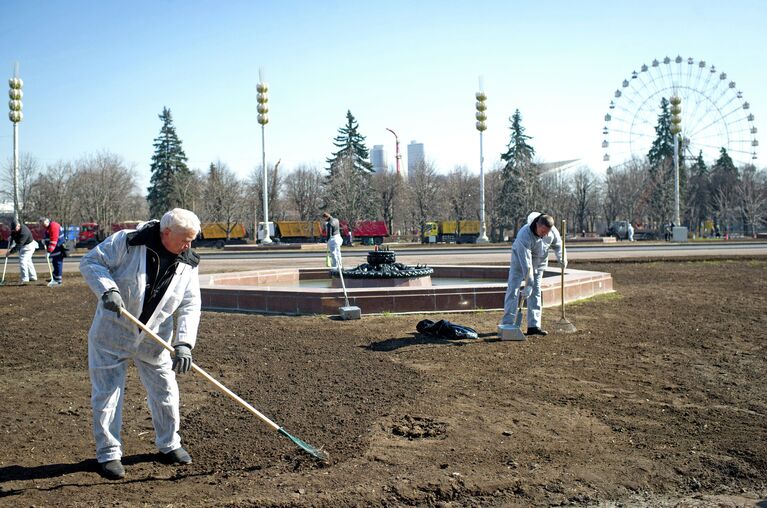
[526,327,548,336]
[99,459,125,480]
[161,447,192,465]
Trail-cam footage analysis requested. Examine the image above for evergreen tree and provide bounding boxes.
[710,147,740,234]
[646,98,682,227]
[685,151,710,236]
[147,107,193,218]
[326,110,373,175]
[499,110,536,236]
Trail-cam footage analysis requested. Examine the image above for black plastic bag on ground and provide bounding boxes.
[416,319,478,340]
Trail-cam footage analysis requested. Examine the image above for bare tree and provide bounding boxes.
[405,160,443,237]
[284,164,325,221]
[71,152,141,234]
[571,167,600,233]
[26,160,79,229]
[444,166,479,221]
[172,168,203,215]
[483,165,505,241]
[602,157,650,228]
[2,153,40,222]
[248,160,284,237]
[538,170,572,228]
[201,161,245,239]
[712,188,738,236]
[738,165,767,237]
[371,168,403,236]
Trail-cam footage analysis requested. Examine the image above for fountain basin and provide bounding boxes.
[200,265,613,316]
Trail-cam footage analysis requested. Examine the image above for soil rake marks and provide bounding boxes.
[119,308,329,462]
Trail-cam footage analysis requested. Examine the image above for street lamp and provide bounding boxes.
[257,71,272,244]
[385,127,401,176]
[669,95,687,242]
[8,64,23,224]
[475,82,489,243]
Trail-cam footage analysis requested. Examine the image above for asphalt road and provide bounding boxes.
[29,240,766,276]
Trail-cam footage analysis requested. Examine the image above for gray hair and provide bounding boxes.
[532,214,554,229]
[160,208,201,234]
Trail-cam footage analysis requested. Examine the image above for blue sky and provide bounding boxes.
[1,0,765,191]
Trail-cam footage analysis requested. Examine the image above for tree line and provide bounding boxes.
[4,105,765,240]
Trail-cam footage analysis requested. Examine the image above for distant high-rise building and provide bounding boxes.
[407,140,425,175]
[370,144,387,172]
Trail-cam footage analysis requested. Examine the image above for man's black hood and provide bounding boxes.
[126,220,200,268]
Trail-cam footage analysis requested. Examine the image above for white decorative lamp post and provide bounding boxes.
[475,82,489,243]
[669,95,687,242]
[8,66,23,224]
[257,72,272,244]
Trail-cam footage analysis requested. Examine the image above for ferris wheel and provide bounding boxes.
[602,55,758,168]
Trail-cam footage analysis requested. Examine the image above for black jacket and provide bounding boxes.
[126,221,200,324]
[9,224,35,254]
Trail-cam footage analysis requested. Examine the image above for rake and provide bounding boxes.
[498,286,527,341]
[334,252,361,320]
[554,219,577,333]
[119,307,329,462]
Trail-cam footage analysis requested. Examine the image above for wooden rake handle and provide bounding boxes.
[561,219,567,319]
[119,307,280,432]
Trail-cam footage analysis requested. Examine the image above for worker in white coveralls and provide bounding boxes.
[323,211,343,268]
[499,212,566,336]
[79,208,201,480]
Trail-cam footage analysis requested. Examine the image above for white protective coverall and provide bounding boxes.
[326,217,343,268]
[500,213,564,328]
[79,222,201,463]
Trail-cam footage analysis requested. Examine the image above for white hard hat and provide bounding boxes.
[527,212,541,225]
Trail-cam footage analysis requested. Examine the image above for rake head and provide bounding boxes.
[498,324,526,341]
[554,317,577,333]
[278,427,330,462]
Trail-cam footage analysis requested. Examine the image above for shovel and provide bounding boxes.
[498,287,527,341]
[0,255,8,285]
[333,251,361,320]
[119,307,329,462]
[554,219,577,333]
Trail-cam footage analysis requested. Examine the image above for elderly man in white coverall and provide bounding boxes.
[499,212,566,336]
[80,208,201,480]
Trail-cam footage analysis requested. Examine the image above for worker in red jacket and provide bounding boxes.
[39,217,64,287]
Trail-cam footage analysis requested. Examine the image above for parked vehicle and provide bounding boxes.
[605,220,657,240]
[78,221,142,248]
[422,220,481,243]
[274,220,389,245]
[193,222,248,248]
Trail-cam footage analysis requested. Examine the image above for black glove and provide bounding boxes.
[172,344,193,374]
[101,289,124,314]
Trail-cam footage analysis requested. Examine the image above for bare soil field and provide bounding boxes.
[0,259,765,507]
